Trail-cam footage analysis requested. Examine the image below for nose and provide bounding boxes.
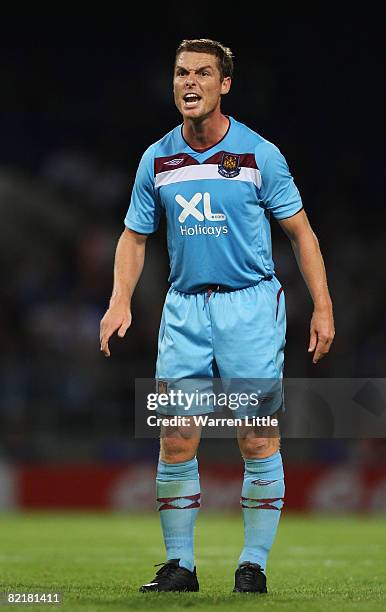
[185,71,197,88]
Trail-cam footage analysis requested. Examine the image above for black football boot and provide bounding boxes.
[139,559,199,592]
[233,561,267,593]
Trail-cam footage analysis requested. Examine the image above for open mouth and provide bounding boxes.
[183,93,202,107]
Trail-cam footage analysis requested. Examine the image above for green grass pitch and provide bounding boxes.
[0,512,385,611]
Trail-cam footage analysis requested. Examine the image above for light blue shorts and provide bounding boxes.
[155,276,286,417]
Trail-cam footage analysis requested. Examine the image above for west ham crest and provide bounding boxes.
[218,153,241,178]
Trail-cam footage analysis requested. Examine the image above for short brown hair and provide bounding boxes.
[175,38,234,80]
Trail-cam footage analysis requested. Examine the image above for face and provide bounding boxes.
[173,51,231,121]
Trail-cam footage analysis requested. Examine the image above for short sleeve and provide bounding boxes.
[257,143,303,220]
[124,145,161,234]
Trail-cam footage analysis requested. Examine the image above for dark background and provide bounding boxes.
[0,11,384,465]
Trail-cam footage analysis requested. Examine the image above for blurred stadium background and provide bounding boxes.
[0,12,385,605]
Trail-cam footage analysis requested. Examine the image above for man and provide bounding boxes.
[100,39,335,594]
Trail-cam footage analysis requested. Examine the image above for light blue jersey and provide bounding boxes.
[125,116,302,293]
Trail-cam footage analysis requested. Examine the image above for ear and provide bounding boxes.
[221,77,231,95]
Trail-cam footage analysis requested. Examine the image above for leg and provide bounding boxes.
[209,279,286,591]
[157,418,202,572]
[237,422,284,574]
[142,288,214,591]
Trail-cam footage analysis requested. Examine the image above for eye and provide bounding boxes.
[201,71,209,76]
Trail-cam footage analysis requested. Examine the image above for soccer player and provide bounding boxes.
[100,39,335,593]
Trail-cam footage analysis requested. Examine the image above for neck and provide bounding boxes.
[182,111,229,151]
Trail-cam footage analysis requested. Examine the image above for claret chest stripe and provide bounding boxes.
[154,153,199,175]
[203,152,258,169]
[154,152,262,189]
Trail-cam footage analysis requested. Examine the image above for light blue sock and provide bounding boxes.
[156,457,200,572]
[239,451,285,572]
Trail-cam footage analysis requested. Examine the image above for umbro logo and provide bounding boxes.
[164,158,184,166]
[251,479,278,486]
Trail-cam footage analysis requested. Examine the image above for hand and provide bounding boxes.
[308,307,335,364]
[100,302,132,357]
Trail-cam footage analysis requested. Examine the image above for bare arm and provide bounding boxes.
[278,209,335,363]
[100,228,148,357]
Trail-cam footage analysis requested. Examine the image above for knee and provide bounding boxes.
[239,436,280,459]
[160,437,197,463]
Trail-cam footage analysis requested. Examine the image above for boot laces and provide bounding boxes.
[239,563,263,587]
[154,560,180,580]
